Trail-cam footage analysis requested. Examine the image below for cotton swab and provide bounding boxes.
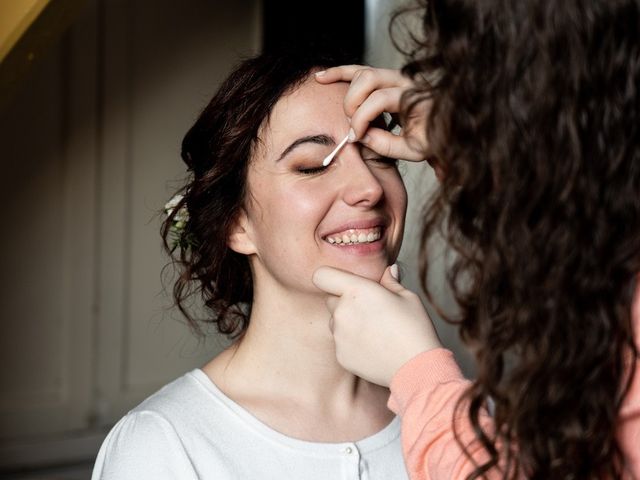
[322,134,350,166]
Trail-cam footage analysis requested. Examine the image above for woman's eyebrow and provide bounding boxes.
[276,134,334,162]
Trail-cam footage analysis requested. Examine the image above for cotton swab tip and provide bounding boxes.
[322,134,350,166]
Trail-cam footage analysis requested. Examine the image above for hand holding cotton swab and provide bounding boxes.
[322,134,350,166]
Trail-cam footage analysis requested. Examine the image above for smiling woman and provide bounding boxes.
[90,50,409,480]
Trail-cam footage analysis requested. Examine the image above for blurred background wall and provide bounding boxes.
[0,0,472,477]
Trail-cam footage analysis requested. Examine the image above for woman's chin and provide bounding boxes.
[332,261,389,283]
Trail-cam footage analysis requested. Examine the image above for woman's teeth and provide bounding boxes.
[325,227,382,245]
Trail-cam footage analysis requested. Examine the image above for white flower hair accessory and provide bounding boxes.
[164,193,195,252]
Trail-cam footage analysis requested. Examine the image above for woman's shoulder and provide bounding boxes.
[91,409,198,479]
[91,369,224,479]
[131,369,210,416]
[99,409,184,451]
[116,368,232,437]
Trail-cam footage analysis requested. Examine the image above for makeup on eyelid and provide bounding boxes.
[292,144,398,176]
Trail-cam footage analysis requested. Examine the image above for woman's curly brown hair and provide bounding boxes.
[396,0,640,477]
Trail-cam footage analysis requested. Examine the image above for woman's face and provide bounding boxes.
[232,76,407,293]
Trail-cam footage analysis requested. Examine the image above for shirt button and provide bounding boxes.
[344,446,353,454]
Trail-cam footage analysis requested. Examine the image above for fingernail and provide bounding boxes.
[348,128,356,142]
[390,264,399,280]
[315,70,326,77]
[361,134,371,144]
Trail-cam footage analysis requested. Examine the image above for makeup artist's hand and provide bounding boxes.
[313,265,442,387]
[315,65,429,162]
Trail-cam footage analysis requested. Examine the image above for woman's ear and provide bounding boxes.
[227,208,256,255]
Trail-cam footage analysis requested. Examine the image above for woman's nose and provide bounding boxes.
[338,153,385,207]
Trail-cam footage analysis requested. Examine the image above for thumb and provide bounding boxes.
[379,264,406,294]
[313,265,371,296]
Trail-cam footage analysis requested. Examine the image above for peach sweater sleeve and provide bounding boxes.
[388,285,640,480]
[387,348,500,480]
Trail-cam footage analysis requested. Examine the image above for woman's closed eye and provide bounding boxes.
[296,164,328,175]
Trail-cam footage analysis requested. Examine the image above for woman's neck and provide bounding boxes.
[202,284,394,442]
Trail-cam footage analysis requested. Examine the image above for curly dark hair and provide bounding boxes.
[396,0,640,477]
[161,49,357,338]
